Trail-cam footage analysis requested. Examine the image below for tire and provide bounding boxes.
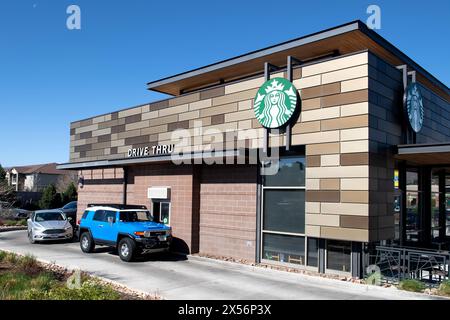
[118,238,136,262]
[28,230,36,244]
[80,232,95,253]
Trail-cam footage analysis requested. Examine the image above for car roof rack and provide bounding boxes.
[87,204,147,210]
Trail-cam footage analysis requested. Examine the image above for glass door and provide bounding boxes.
[406,171,421,243]
[446,176,450,238]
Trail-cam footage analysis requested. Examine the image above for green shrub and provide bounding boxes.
[438,280,450,296]
[5,252,18,264]
[17,254,41,275]
[0,251,6,262]
[5,220,18,226]
[398,279,426,292]
[46,280,120,300]
[19,219,27,226]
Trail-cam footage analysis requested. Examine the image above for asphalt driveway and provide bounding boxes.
[0,230,443,300]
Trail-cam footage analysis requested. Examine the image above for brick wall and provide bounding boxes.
[199,165,257,261]
[76,168,125,219]
[126,164,198,254]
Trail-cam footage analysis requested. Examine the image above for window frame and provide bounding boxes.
[259,153,313,269]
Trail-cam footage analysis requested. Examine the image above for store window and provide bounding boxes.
[307,238,319,267]
[326,240,351,273]
[406,171,420,242]
[263,190,305,234]
[431,174,441,240]
[152,201,171,225]
[446,176,450,237]
[261,154,306,266]
[263,233,305,265]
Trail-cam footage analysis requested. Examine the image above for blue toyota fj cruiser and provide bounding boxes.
[78,204,172,262]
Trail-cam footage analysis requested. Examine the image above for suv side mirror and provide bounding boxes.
[67,217,73,221]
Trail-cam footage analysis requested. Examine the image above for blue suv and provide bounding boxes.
[78,204,172,262]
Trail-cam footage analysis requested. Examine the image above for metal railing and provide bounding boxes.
[367,245,450,285]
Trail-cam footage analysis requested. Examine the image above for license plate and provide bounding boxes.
[158,235,167,241]
[50,234,60,238]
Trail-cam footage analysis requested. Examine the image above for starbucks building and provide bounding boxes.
[59,21,450,278]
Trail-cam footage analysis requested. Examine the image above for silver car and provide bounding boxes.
[27,209,73,243]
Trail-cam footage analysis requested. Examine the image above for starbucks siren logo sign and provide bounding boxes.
[254,77,298,128]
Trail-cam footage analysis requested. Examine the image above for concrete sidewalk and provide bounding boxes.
[0,230,444,300]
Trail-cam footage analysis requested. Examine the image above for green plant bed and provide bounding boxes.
[0,251,124,300]
[398,279,427,292]
[438,280,450,296]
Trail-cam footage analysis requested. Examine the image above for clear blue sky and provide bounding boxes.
[0,0,449,167]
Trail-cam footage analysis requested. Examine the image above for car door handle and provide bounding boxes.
[98,225,104,228]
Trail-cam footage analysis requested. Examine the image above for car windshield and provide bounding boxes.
[35,212,65,222]
[119,210,153,222]
[63,202,77,209]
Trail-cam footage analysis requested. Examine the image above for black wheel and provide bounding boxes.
[28,230,36,244]
[118,238,136,262]
[80,232,95,253]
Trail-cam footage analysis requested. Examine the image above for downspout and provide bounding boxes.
[122,167,128,205]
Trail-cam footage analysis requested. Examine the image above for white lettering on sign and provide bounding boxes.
[127,144,174,158]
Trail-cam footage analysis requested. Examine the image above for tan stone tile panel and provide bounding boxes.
[118,107,142,118]
[320,226,368,242]
[341,191,369,203]
[168,92,200,107]
[322,65,368,84]
[293,75,321,89]
[321,202,368,216]
[340,102,369,117]
[301,106,340,122]
[301,82,341,100]
[301,98,321,111]
[340,216,369,229]
[291,121,321,134]
[306,142,340,155]
[302,52,368,77]
[340,153,369,166]
[306,214,340,227]
[200,102,238,117]
[212,88,257,106]
[306,155,321,167]
[306,190,340,202]
[306,165,369,178]
[200,86,224,100]
[320,178,340,190]
[321,114,368,131]
[321,90,368,108]
[211,114,225,125]
[340,178,369,190]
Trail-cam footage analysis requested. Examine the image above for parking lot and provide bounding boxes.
[0,230,444,300]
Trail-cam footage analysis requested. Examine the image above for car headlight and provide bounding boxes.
[65,224,72,230]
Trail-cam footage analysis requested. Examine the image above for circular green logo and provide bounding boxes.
[405,82,424,133]
[253,77,298,128]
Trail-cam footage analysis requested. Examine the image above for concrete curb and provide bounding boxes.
[0,227,27,233]
[188,254,449,300]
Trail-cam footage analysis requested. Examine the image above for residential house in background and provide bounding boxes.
[5,163,77,204]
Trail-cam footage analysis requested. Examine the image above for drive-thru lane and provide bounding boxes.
[0,230,443,300]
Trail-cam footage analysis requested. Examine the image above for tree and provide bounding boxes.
[39,184,61,209]
[61,182,77,204]
[0,164,6,182]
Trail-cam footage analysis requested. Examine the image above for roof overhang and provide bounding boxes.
[57,149,246,170]
[396,143,450,166]
[146,20,449,101]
